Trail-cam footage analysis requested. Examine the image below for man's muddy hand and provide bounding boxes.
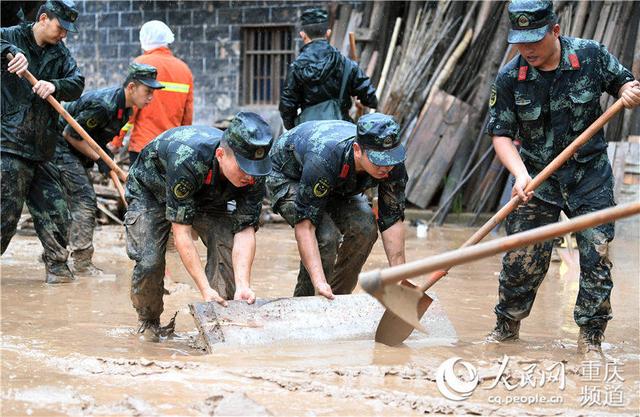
[234,285,256,304]
[203,287,228,307]
[315,282,335,300]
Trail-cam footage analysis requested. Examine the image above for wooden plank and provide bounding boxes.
[354,27,374,42]
[404,90,454,194]
[407,91,477,208]
[189,294,456,352]
[613,141,630,198]
[593,1,612,44]
[607,142,617,165]
[625,142,640,168]
[330,4,352,50]
[409,112,472,208]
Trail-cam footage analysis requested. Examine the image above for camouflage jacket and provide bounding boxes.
[486,36,634,206]
[279,40,378,130]
[268,120,407,232]
[125,125,265,232]
[57,86,132,167]
[1,23,84,161]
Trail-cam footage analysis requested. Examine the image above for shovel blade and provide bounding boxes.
[374,281,434,346]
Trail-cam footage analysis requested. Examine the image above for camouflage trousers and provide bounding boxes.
[495,193,615,331]
[54,145,97,262]
[125,197,234,321]
[0,152,70,267]
[272,181,379,297]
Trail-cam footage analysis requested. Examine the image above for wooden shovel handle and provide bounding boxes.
[417,98,625,293]
[348,32,357,61]
[110,171,128,209]
[362,202,639,288]
[6,53,128,183]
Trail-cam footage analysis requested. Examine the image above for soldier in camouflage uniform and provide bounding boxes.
[1,0,84,284]
[278,8,378,130]
[485,0,640,356]
[267,113,408,299]
[125,112,273,341]
[54,63,163,275]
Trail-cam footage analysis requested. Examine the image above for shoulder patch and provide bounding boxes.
[312,177,330,198]
[86,118,98,128]
[489,84,497,107]
[172,178,196,200]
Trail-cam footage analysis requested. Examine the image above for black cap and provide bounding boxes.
[356,113,405,167]
[43,0,79,33]
[222,112,273,176]
[508,0,556,44]
[301,8,328,26]
[128,63,164,89]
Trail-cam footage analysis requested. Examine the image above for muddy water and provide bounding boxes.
[1,218,638,416]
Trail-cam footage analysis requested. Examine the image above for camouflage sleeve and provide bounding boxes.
[232,177,266,233]
[164,143,207,225]
[63,102,109,141]
[50,45,85,102]
[597,43,635,98]
[279,64,302,130]
[294,155,337,226]
[347,59,378,108]
[485,71,518,139]
[377,163,408,232]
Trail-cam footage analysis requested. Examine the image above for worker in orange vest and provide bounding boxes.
[111,20,194,163]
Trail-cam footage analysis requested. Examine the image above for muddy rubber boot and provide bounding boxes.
[577,327,604,359]
[45,261,76,284]
[137,319,161,343]
[73,258,104,276]
[72,249,103,276]
[486,317,520,342]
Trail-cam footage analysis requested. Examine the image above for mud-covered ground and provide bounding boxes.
[1,214,638,416]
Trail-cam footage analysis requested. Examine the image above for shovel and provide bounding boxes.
[362,201,640,334]
[371,98,625,345]
[6,53,128,206]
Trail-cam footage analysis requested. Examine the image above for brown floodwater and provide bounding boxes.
[1,215,638,416]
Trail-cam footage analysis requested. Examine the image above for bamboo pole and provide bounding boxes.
[375,17,402,102]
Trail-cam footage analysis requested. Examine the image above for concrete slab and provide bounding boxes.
[189,293,456,352]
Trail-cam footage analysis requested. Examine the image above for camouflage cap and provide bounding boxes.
[507,0,556,44]
[223,112,273,176]
[44,0,79,33]
[127,63,164,89]
[356,113,405,167]
[301,8,328,26]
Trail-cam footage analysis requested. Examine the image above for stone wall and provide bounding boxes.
[66,1,335,125]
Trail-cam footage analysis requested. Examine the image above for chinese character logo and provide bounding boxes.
[436,357,479,401]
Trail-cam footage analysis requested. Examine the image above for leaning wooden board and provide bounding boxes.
[189,294,456,352]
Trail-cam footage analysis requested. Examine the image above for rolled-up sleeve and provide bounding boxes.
[597,43,635,97]
[377,163,408,232]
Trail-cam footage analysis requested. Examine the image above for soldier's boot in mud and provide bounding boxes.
[486,317,520,342]
[45,261,76,284]
[72,249,103,276]
[137,319,161,343]
[577,327,605,358]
